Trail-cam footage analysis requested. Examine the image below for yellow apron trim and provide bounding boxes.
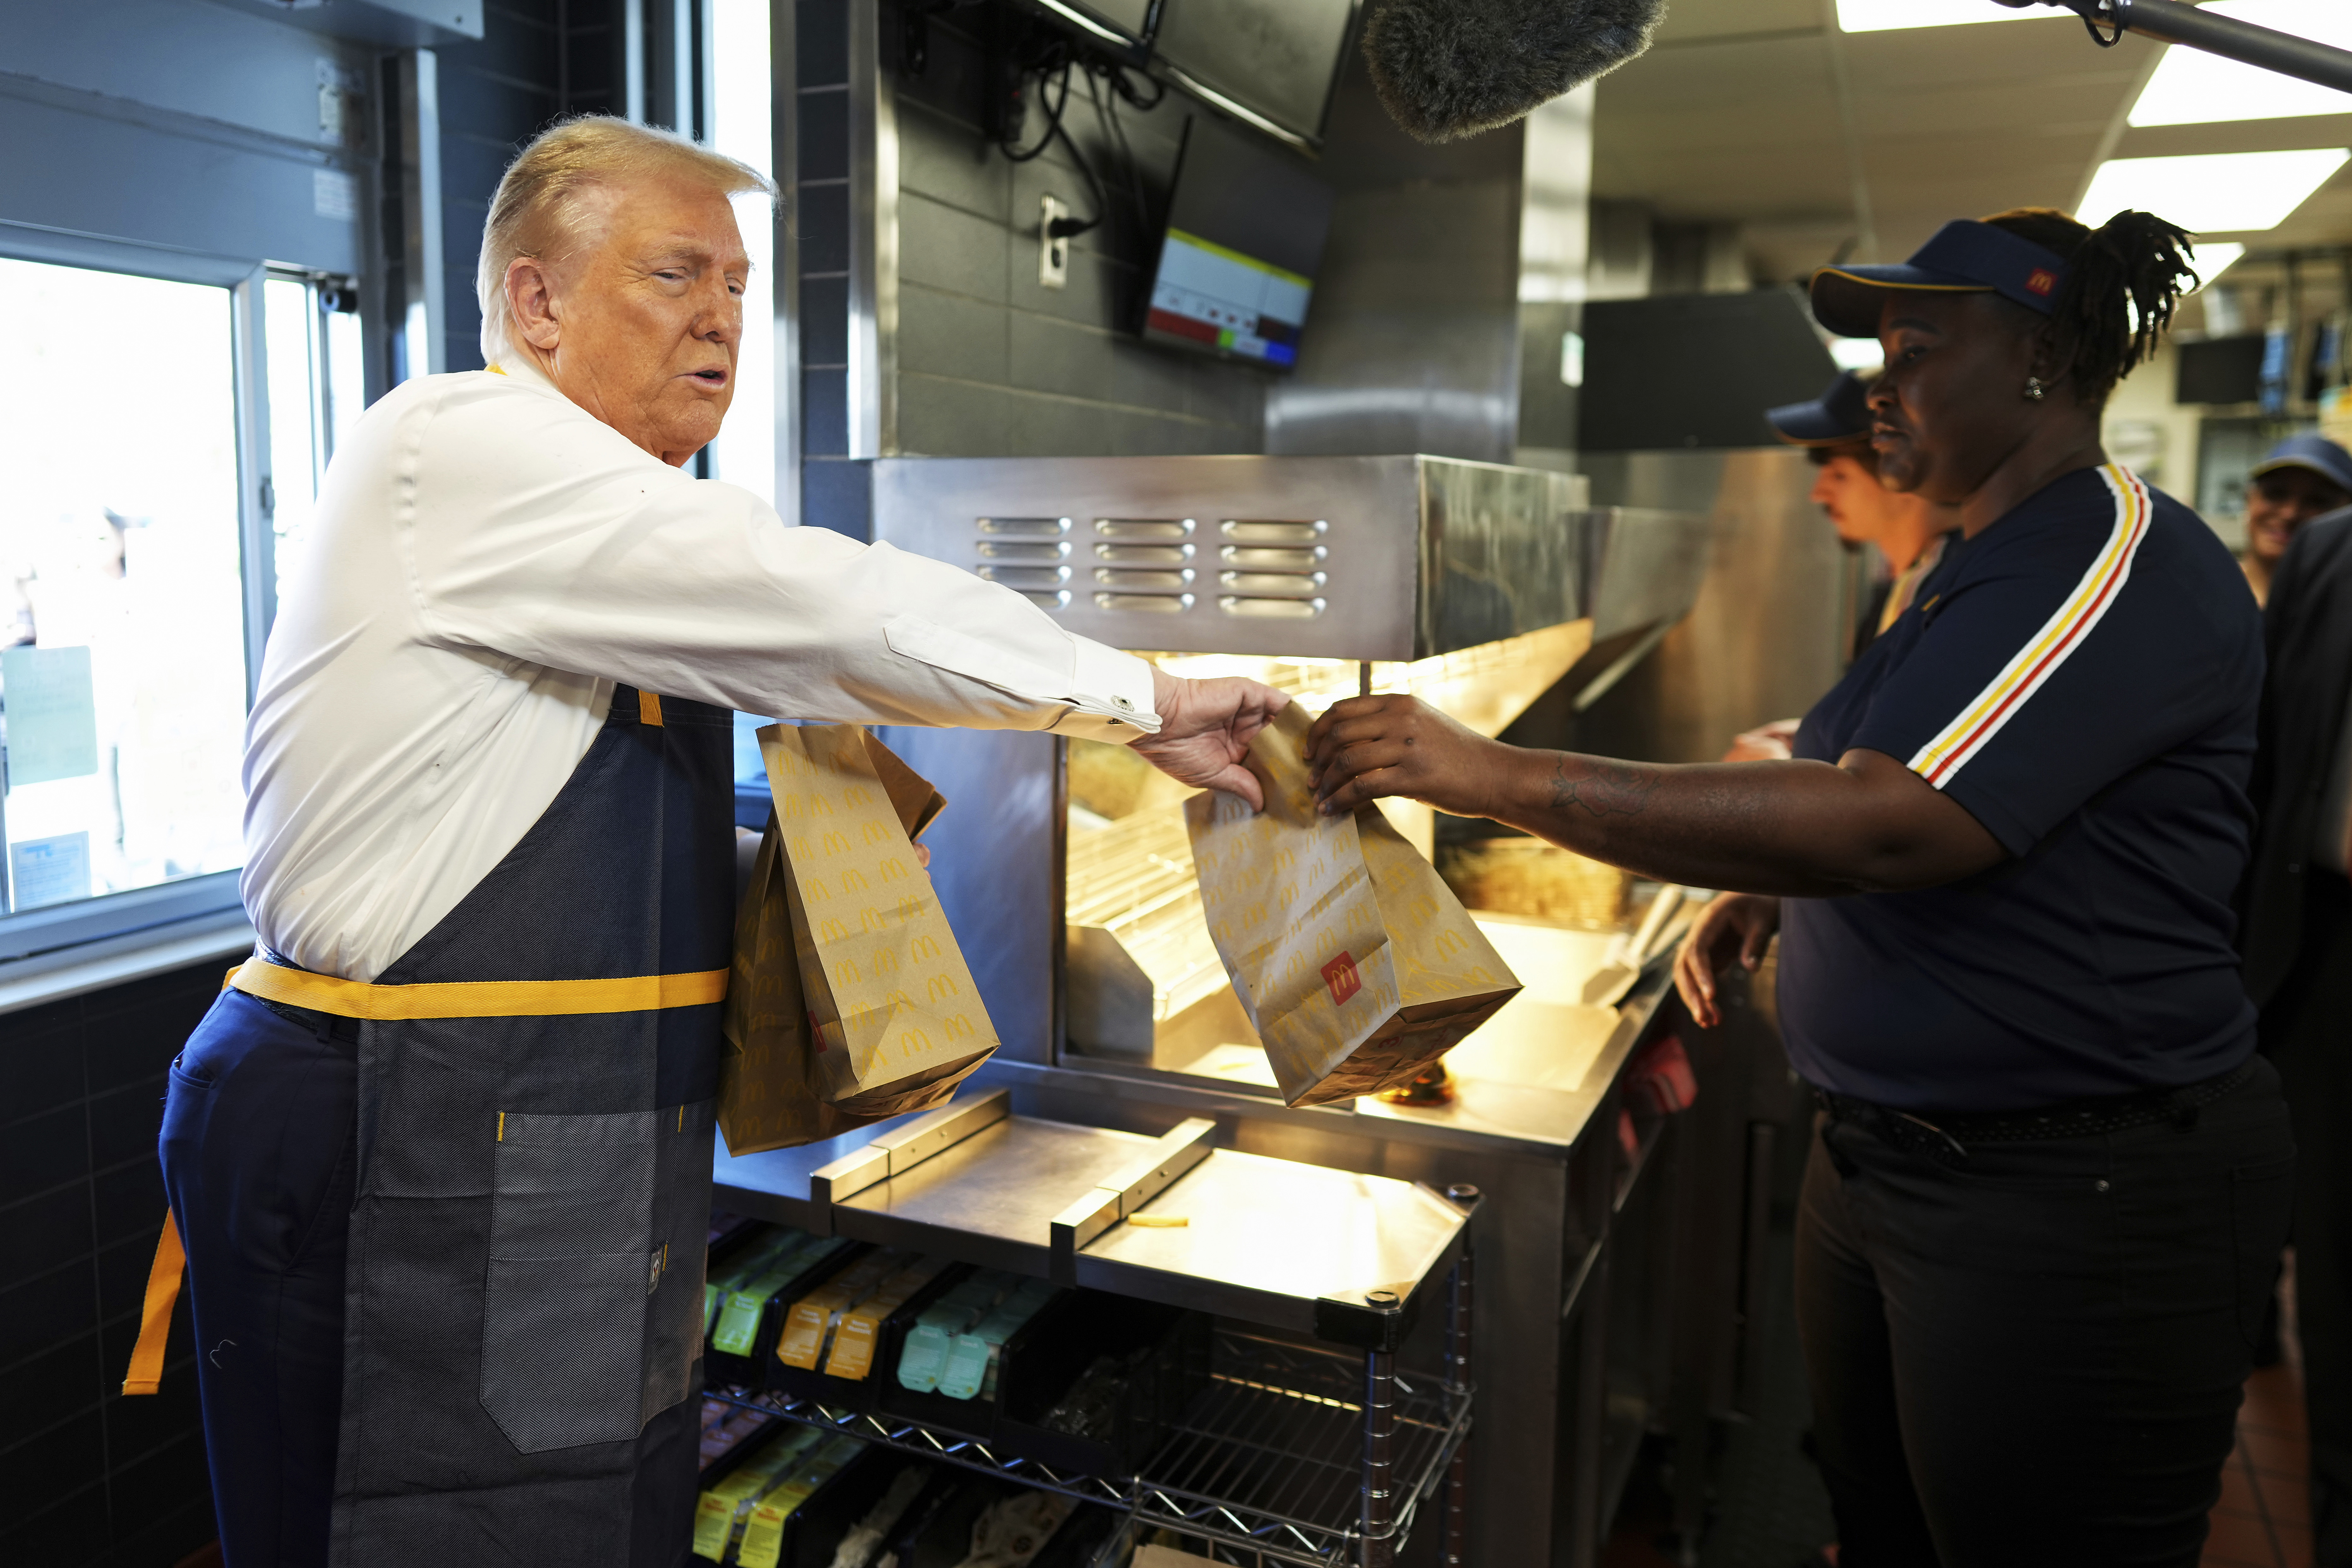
[122,1208,186,1396]
[638,690,664,727]
[228,956,728,1021]
[487,363,507,375]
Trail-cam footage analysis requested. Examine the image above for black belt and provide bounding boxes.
[1816,1057,2257,1162]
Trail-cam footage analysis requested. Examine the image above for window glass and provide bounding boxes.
[0,257,246,914]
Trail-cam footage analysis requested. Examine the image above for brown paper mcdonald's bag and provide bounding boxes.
[1185,704,1521,1108]
[718,725,995,1155]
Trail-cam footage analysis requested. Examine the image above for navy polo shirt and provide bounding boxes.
[1779,465,2263,1113]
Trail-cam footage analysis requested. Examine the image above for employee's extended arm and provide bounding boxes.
[1303,695,2004,896]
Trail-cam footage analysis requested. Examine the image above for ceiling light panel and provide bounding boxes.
[2130,2,2352,125]
[2078,149,2350,233]
[1837,0,2037,32]
[2188,243,2246,290]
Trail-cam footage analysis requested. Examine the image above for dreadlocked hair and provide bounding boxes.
[1978,206,2198,404]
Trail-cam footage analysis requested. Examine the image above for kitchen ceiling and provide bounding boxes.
[1591,0,2352,288]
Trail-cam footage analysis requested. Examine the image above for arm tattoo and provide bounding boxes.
[1549,753,1660,818]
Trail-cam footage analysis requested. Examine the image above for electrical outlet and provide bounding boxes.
[1039,195,1070,290]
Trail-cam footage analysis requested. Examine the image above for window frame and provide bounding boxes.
[0,221,322,963]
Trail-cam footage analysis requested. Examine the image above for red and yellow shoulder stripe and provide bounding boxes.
[1906,464,2153,789]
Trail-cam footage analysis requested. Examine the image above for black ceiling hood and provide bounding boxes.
[1577,288,1841,452]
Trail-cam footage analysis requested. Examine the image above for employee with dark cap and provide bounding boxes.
[2240,431,2352,605]
[2243,436,2352,1559]
[1298,207,2287,1565]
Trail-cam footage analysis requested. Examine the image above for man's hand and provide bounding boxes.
[1131,671,1289,810]
[1673,893,1781,1028]
[1305,695,1509,819]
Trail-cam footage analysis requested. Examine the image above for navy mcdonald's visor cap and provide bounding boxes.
[1810,220,2072,339]
[1767,371,1873,446]
[2251,432,2352,497]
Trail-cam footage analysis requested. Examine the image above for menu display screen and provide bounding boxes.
[1147,230,1311,366]
[1141,115,1334,372]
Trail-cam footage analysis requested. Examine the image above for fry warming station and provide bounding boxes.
[711,454,1771,1567]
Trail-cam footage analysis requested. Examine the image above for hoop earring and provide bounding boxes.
[2024,376,2048,402]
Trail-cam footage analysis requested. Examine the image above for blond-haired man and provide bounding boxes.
[157,118,1283,1566]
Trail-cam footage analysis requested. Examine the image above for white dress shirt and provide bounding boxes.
[242,358,1158,980]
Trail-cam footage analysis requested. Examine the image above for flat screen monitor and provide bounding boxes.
[1141,115,1335,371]
[1151,0,1359,148]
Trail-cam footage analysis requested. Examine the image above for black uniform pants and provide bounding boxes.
[2265,872,2352,1565]
[1795,1059,2293,1567]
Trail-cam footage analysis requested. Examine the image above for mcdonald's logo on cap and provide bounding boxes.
[1322,950,1362,1007]
[2025,267,2057,297]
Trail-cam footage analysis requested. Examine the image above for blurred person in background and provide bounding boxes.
[2239,432,2352,606]
[2242,447,2352,1560]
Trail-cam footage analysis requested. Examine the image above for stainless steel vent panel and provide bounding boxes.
[978,565,1073,588]
[1219,545,1327,570]
[976,540,1072,562]
[1221,520,1327,544]
[1096,569,1196,591]
[977,516,1073,536]
[1220,571,1326,597]
[872,456,1696,660]
[1220,595,1325,619]
[1095,543,1195,565]
[1095,519,1195,541]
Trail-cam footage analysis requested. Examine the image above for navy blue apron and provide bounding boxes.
[167,685,734,1566]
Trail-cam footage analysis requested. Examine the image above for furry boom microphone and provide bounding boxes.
[1360,0,1666,143]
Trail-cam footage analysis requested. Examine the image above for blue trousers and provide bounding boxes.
[160,989,359,1568]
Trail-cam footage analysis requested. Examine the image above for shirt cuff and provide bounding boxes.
[1051,639,1162,743]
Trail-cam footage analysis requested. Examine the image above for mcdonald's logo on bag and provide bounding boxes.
[862,821,893,845]
[833,958,862,988]
[843,784,874,809]
[927,974,959,1001]
[880,858,909,882]
[821,830,853,857]
[840,867,870,892]
[861,907,888,933]
[871,948,898,975]
[1321,951,1363,1007]
[803,877,829,902]
[910,933,941,961]
[944,1014,975,1040]
[819,918,851,943]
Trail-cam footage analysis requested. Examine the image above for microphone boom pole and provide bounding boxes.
[1998,0,2352,95]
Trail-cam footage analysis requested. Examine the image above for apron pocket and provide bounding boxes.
[481,1109,662,1453]
[482,1252,651,1452]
